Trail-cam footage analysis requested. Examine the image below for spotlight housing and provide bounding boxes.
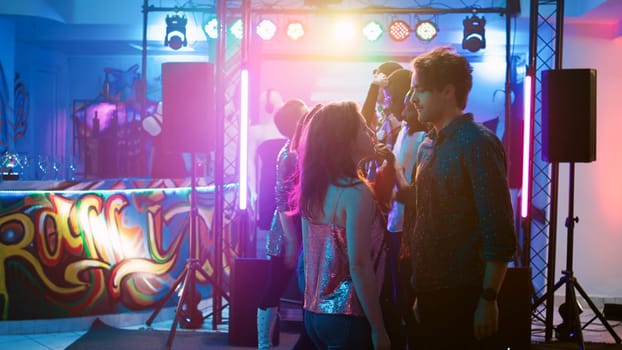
[287,21,305,41]
[415,20,438,41]
[334,20,356,41]
[389,20,411,42]
[363,21,383,42]
[462,14,486,52]
[230,19,244,40]
[165,14,188,50]
[204,18,218,39]
[256,19,277,41]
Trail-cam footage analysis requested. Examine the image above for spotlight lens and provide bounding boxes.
[335,20,356,41]
[363,21,383,42]
[168,34,184,50]
[204,18,218,39]
[230,19,243,40]
[463,37,484,52]
[389,20,410,42]
[415,20,438,41]
[287,22,305,41]
[256,19,277,41]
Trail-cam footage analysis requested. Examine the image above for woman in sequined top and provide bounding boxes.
[294,101,392,350]
[257,99,309,350]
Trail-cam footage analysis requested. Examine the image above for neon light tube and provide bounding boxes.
[521,75,532,218]
[239,69,249,210]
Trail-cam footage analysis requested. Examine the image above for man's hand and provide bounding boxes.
[473,299,499,340]
[412,298,420,323]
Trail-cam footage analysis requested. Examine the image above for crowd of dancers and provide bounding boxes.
[255,46,517,350]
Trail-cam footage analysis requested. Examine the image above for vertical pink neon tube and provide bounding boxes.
[521,75,533,218]
[239,69,249,210]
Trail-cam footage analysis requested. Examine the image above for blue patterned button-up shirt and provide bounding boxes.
[412,113,516,292]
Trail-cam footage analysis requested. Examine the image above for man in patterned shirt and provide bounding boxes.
[392,47,516,349]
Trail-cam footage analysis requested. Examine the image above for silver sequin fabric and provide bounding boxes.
[302,206,386,316]
[266,141,299,257]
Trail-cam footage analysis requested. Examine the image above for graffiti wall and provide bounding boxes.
[0,183,240,320]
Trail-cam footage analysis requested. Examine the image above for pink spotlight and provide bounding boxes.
[521,75,533,218]
[389,20,411,41]
[239,69,249,210]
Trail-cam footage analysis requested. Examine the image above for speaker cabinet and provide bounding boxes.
[229,258,279,347]
[498,267,532,350]
[542,69,597,163]
[161,62,214,153]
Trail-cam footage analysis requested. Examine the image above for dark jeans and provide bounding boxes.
[414,286,502,350]
[304,311,372,350]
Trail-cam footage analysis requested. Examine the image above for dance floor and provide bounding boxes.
[1,297,621,350]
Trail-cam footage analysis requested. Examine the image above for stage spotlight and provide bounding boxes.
[363,21,383,42]
[165,14,188,50]
[335,20,356,41]
[462,14,486,52]
[287,21,305,41]
[415,20,438,41]
[389,20,411,42]
[230,19,244,40]
[204,18,218,39]
[256,19,277,41]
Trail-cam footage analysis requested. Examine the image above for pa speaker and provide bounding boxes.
[229,258,279,347]
[498,267,532,350]
[542,69,596,163]
[161,62,214,153]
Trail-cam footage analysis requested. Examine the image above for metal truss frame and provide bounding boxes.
[527,0,562,342]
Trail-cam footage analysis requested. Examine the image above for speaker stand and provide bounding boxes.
[145,153,230,350]
[533,162,621,347]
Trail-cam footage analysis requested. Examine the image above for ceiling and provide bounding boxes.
[1,0,622,56]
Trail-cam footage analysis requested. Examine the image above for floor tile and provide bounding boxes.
[27,332,87,350]
[0,336,52,349]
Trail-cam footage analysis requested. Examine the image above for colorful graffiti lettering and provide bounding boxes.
[0,186,240,320]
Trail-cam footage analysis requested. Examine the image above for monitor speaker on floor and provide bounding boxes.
[498,267,532,350]
[229,258,279,347]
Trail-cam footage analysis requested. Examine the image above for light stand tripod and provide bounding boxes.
[533,162,621,348]
[145,153,230,350]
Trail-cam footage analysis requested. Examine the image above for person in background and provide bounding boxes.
[251,89,286,228]
[393,47,516,349]
[257,99,309,350]
[361,61,403,181]
[294,101,393,350]
[380,68,428,350]
[361,61,403,129]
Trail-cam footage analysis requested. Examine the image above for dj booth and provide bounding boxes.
[0,179,242,321]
